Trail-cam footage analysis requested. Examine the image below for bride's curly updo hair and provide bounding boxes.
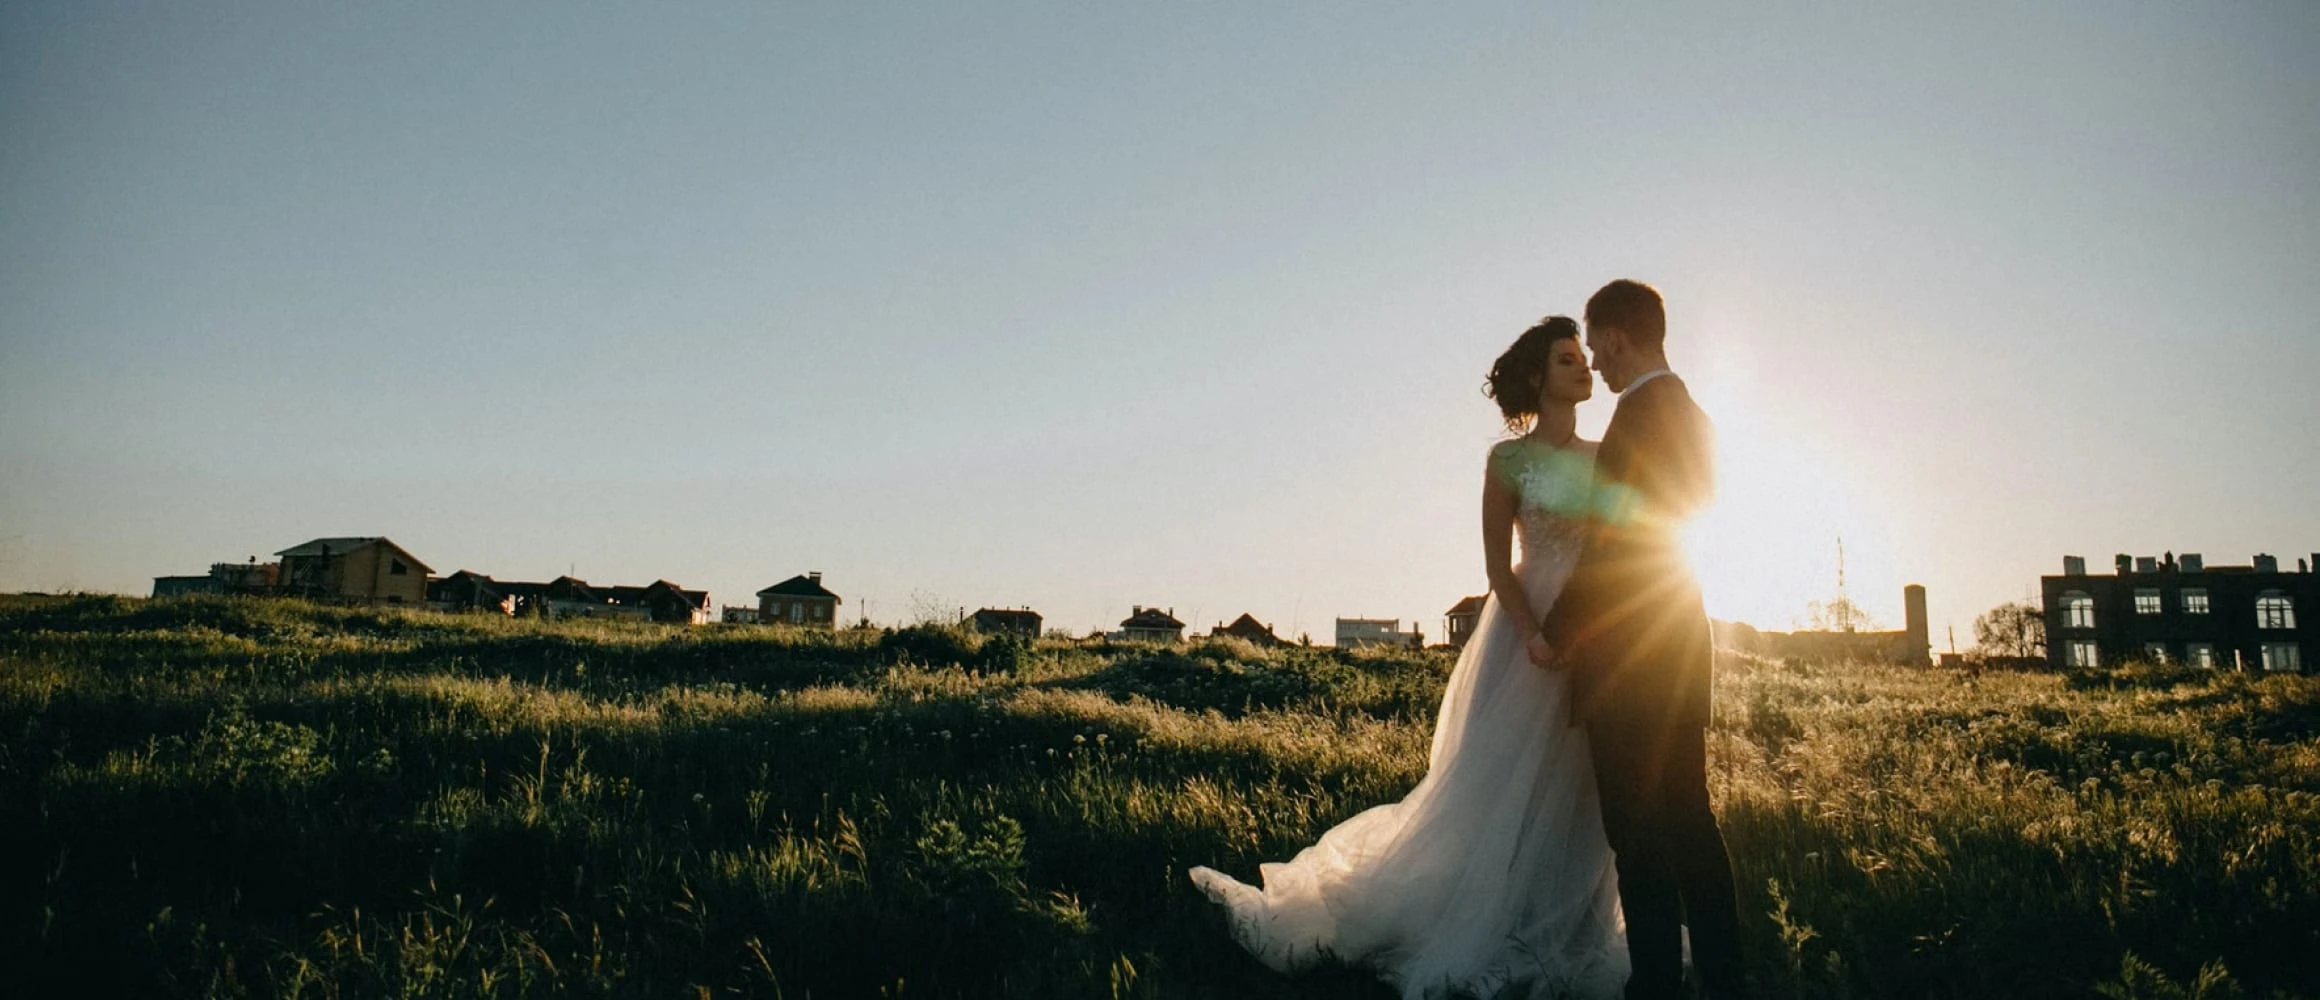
[1483,315,1579,432]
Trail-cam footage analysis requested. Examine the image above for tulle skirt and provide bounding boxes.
[1189,554,1628,999]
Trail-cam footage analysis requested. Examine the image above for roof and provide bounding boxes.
[428,571,507,600]
[274,537,433,574]
[1121,607,1184,629]
[276,537,380,558]
[641,579,711,609]
[1216,613,1280,643]
[543,576,599,600]
[1445,595,1487,616]
[757,574,839,599]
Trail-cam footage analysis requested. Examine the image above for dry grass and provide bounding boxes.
[1,594,2312,998]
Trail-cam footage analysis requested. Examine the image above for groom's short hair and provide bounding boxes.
[1585,279,1666,348]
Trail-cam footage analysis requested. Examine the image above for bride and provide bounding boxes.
[1189,315,1627,999]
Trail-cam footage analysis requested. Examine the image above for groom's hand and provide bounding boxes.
[1525,632,1556,669]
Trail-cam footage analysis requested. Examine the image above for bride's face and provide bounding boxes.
[1540,337,1594,405]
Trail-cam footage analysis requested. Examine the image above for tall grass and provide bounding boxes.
[1,594,2312,997]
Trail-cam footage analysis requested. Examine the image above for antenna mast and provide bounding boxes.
[1836,535,1854,632]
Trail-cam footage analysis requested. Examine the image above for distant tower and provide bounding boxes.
[1903,584,1930,666]
[1835,536,1856,633]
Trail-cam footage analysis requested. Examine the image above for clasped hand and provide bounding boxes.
[1525,632,1558,669]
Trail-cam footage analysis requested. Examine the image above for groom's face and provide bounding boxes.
[1585,326,1629,391]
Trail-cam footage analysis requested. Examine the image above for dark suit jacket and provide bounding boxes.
[1541,374,1716,730]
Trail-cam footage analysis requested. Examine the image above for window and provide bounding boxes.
[2181,589,2209,614]
[2187,643,2216,669]
[2261,642,2302,672]
[2256,591,2296,630]
[2067,640,2100,668]
[2134,589,2161,615]
[791,603,805,623]
[2143,642,2168,663]
[390,559,409,576]
[2062,592,2095,630]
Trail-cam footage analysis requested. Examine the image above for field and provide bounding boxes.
[2,595,2315,998]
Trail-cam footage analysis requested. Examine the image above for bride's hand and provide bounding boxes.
[1525,632,1556,668]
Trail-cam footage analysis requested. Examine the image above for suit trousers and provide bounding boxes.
[1587,720,1745,999]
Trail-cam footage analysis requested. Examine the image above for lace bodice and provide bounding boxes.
[1507,444,1594,567]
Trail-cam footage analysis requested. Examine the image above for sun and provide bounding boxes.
[1680,379,1889,631]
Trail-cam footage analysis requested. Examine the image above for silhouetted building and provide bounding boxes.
[757,572,840,627]
[1711,584,1931,666]
[971,607,1044,639]
[1115,606,1185,643]
[1211,612,1283,646]
[1444,595,1487,650]
[151,555,298,599]
[428,570,515,614]
[1336,617,1422,649]
[490,576,710,623]
[277,537,432,605]
[2042,551,2314,672]
[620,580,713,624]
[151,575,218,598]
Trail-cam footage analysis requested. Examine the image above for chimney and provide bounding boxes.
[1902,584,1929,666]
[2254,554,2278,574]
[2115,554,2132,575]
[2181,553,2203,573]
[808,571,821,582]
[2134,556,2158,574]
[2063,555,2087,576]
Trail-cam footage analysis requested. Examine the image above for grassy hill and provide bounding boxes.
[2,594,2314,998]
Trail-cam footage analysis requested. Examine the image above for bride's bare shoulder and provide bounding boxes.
[1484,438,1527,487]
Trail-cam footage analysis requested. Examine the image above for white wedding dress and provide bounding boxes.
[1189,445,1627,999]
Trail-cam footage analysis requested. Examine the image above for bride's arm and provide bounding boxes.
[1481,446,1542,647]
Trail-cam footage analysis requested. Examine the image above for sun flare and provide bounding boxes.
[1679,372,1902,632]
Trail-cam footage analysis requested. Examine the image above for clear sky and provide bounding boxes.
[4,1,2316,643]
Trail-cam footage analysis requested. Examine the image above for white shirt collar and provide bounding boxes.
[1622,368,1674,393]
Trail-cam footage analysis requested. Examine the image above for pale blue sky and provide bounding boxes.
[4,2,2316,642]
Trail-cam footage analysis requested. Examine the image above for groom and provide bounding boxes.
[1533,279,1745,999]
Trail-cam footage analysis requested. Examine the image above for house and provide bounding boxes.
[152,575,220,598]
[2043,552,2315,672]
[276,537,432,605]
[492,576,709,624]
[1116,605,1185,643]
[533,576,640,620]
[612,580,713,625]
[151,558,283,599]
[721,606,761,624]
[1336,617,1421,649]
[1211,612,1282,646]
[1444,596,1487,650]
[758,572,841,628]
[970,607,1043,639]
[1711,585,1932,667]
[428,570,514,614]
